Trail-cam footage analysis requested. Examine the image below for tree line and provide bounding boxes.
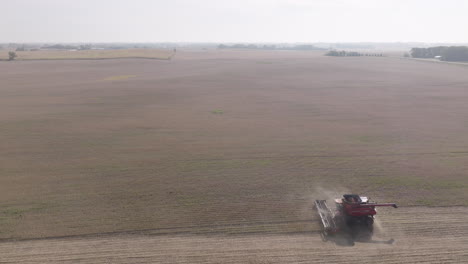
[410,46,468,61]
[218,44,324,51]
[325,50,383,57]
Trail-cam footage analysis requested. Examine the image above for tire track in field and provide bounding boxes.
[0,207,467,263]
[177,150,468,162]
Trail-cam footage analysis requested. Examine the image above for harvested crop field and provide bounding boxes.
[1,50,468,261]
[0,48,173,60]
[1,207,467,263]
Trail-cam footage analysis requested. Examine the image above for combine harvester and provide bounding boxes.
[315,194,397,243]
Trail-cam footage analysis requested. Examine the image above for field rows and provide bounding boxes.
[1,49,173,60]
[2,51,468,261]
[0,207,467,263]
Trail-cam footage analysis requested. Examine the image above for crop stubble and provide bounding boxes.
[0,207,467,263]
[0,50,468,261]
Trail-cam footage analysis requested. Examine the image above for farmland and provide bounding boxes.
[0,48,173,60]
[1,50,468,262]
[1,207,467,263]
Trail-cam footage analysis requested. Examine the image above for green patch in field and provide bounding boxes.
[0,202,52,232]
[102,75,137,81]
[1,118,62,134]
[352,134,403,145]
[1,203,51,216]
[178,158,272,172]
[211,109,224,115]
[2,208,26,217]
[355,135,373,143]
[435,155,468,168]
[368,176,467,190]
[174,194,206,208]
[415,199,438,206]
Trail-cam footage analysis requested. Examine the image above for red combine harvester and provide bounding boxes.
[315,194,397,242]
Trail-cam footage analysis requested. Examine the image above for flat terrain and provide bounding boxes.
[1,50,468,262]
[1,207,467,263]
[1,48,173,60]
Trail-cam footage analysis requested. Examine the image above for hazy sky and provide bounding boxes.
[2,0,467,43]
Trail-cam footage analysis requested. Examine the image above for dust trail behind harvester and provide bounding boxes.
[296,186,347,218]
[313,186,351,206]
[298,186,351,226]
[292,185,350,234]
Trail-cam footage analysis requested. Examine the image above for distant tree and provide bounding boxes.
[8,51,17,61]
[441,46,468,61]
[325,50,348,56]
[325,50,340,56]
[410,48,426,58]
[411,46,468,61]
[261,44,276,50]
[294,45,318,50]
[347,51,360,56]
[79,44,92,50]
[42,44,78,50]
